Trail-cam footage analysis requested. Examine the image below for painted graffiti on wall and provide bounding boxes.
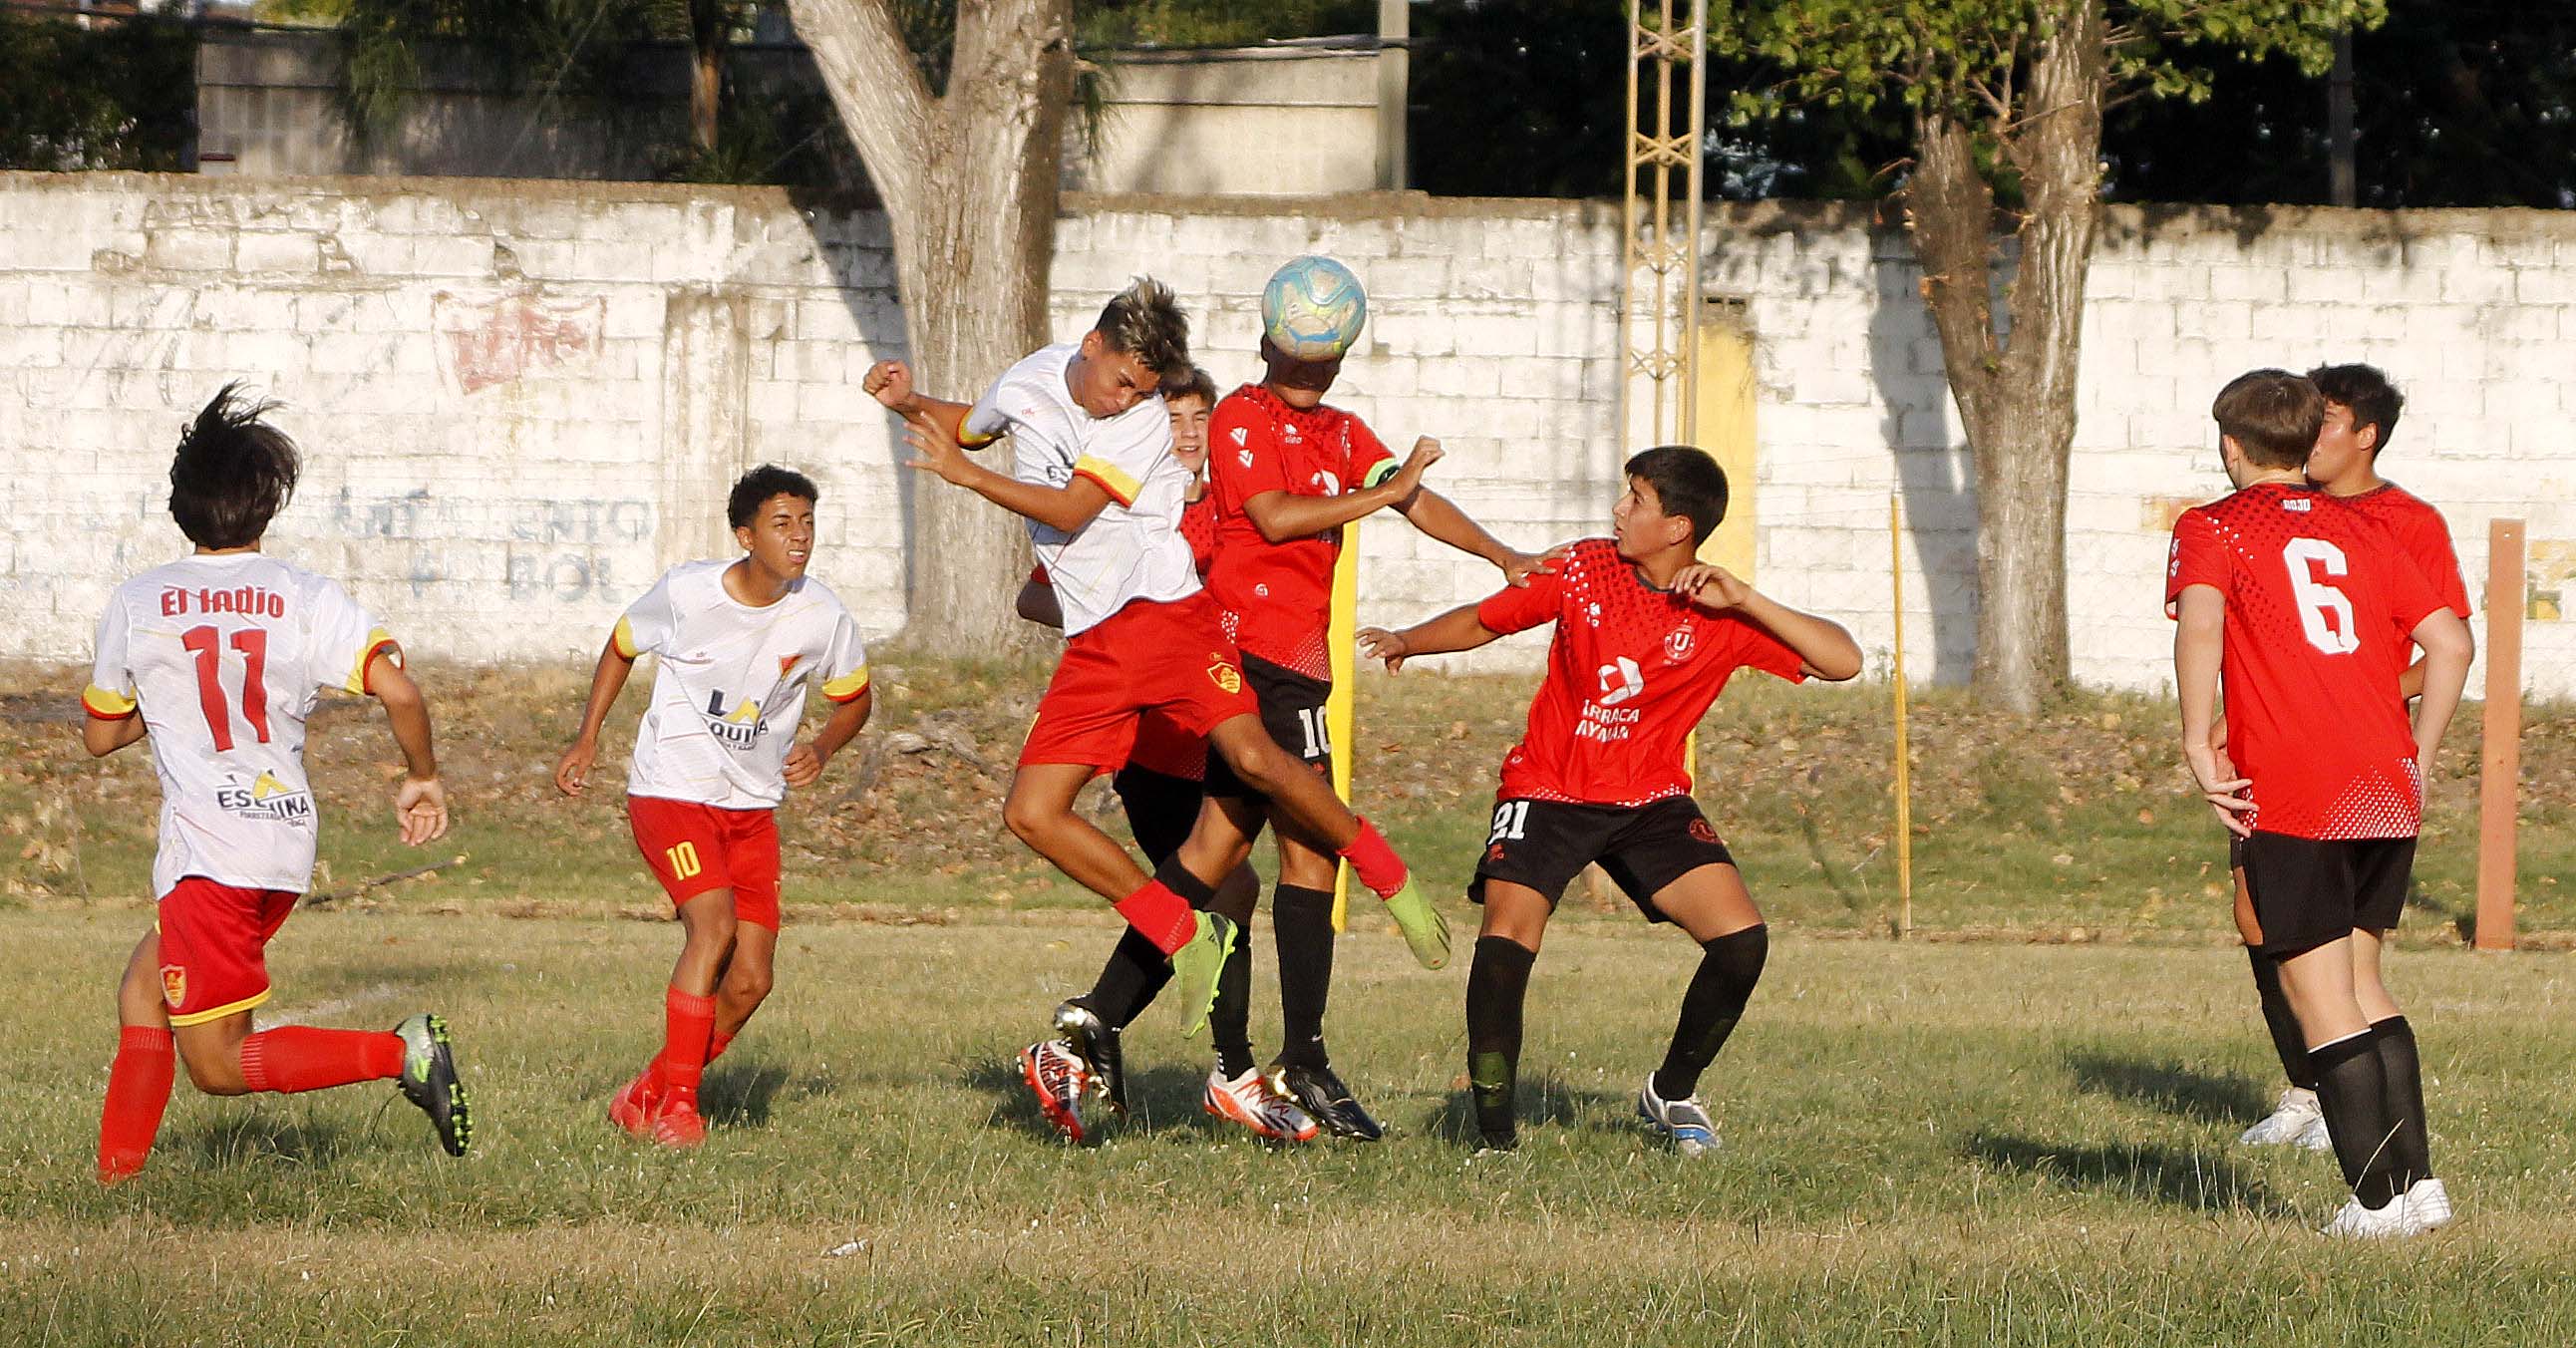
[434,292,605,396]
[315,487,655,602]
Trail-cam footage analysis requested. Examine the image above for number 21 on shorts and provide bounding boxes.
[1488,800,1531,844]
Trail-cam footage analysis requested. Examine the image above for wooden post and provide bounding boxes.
[2474,518,2525,952]
[1892,494,1913,938]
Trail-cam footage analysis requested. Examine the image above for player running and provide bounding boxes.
[1187,256,1562,1141]
[554,466,873,1149]
[862,278,1447,1144]
[1360,445,1861,1156]
[88,385,467,1184]
[2170,369,2470,1237]
[2232,363,2475,1155]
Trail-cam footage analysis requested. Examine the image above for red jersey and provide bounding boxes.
[2166,481,2444,840]
[1206,385,1396,679]
[2336,482,2470,619]
[1477,538,1806,807]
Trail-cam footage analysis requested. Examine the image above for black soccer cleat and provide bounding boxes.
[1054,999,1127,1115]
[395,1012,472,1157]
[1264,1060,1383,1142]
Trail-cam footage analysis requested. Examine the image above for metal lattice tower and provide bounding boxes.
[1619,0,1709,451]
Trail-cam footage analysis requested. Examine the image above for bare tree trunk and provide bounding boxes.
[689,0,726,155]
[1903,1,2103,714]
[793,0,1072,656]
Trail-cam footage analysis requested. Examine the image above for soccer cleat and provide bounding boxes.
[1168,910,1239,1038]
[1054,1000,1127,1116]
[648,1096,707,1150]
[1636,1076,1718,1158]
[1472,1127,1519,1156]
[2320,1192,2417,1239]
[2239,1086,2324,1147]
[394,1012,472,1158]
[1021,1039,1094,1144]
[1203,1067,1319,1142]
[2406,1178,2453,1231]
[607,1066,657,1138]
[1264,1060,1383,1142]
[1381,877,1450,970]
[2293,1112,2334,1153]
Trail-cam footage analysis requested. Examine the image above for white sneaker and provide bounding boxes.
[2319,1192,2418,1239]
[2293,1112,2333,1153]
[2240,1087,2323,1146]
[1636,1077,1720,1159]
[1201,1068,1319,1143]
[2406,1178,2453,1231]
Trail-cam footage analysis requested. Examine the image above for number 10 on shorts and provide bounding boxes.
[665,841,702,879]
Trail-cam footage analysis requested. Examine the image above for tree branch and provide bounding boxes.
[788,0,933,225]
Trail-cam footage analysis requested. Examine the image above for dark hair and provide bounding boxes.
[2305,362,2404,455]
[1161,365,1219,408]
[2211,369,2324,470]
[1623,445,1729,546]
[728,465,819,528]
[169,383,299,549]
[1095,277,1191,383]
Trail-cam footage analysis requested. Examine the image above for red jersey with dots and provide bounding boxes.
[1034,494,1220,782]
[1206,384,1396,680]
[2165,481,2444,840]
[2337,482,2471,619]
[1476,538,1806,807]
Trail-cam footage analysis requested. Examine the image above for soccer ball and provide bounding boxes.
[1260,255,1368,362]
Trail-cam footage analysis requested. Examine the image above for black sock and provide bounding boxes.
[1465,935,1537,1144]
[1083,930,1173,1031]
[2371,1015,2434,1189]
[2310,1028,2403,1209]
[1271,884,1337,1070]
[2246,946,2316,1091]
[1211,924,1255,1078]
[1652,924,1768,1103]
[1154,854,1217,910]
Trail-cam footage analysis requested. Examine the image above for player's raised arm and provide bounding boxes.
[555,631,639,797]
[863,359,990,450]
[1359,603,1505,673]
[1238,435,1443,541]
[1669,564,1863,681]
[367,650,449,845]
[903,417,1117,534]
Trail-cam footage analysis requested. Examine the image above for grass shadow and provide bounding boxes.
[962,1053,1075,1142]
[1965,1130,2295,1217]
[181,1108,354,1169]
[1425,1074,1620,1149]
[2066,1051,2269,1127]
[701,1058,831,1130]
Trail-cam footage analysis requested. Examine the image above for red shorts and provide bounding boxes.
[155,877,299,1027]
[1126,707,1210,782]
[1020,592,1258,771]
[627,796,783,929]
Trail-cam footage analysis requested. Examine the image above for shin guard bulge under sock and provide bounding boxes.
[1271,884,1337,1069]
[1653,924,1769,1103]
[1465,936,1537,1140]
[2309,1029,2403,1209]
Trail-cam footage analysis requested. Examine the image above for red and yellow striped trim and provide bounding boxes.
[167,986,272,1028]
[83,685,138,720]
[348,632,400,695]
[821,668,870,704]
[1071,455,1141,507]
[611,616,642,660]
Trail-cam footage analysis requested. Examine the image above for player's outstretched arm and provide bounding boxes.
[82,710,146,757]
[1670,565,1864,681]
[367,652,449,845]
[1360,603,1504,673]
[783,687,873,789]
[1392,482,1567,588]
[555,636,637,798]
[2173,585,2254,838]
[902,420,1114,533]
[862,360,979,446]
[2407,608,2473,771]
[1242,437,1446,542]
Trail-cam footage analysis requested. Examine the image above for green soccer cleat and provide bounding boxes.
[395,1012,472,1158]
[1169,910,1239,1038]
[1382,877,1450,969]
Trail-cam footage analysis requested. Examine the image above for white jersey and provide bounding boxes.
[964,342,1200,636]
[614,560,870,810]
[85,552,398,898]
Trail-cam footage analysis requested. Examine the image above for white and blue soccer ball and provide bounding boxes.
[1260,255,1368,362]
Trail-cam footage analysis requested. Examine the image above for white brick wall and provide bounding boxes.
[4,174,2571,698]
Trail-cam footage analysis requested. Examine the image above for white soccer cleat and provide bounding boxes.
[1636,1077,1719,1159]
[2319,1192,2418,1240]
[2405,1178,2453,1232]
[2293,1113,2333,1153]
[1202,1067,1319,1143]
[2240,1086,2323,1147]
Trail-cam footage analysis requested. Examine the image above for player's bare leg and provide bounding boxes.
[2276,935,2410,1229]
[1005,762,1155,899]
[1634,863,1769,1158]
[1463,880,1552,1151]
[2235,866,2325,1148]
[713,921,778,1041]
[99,931,177,1183]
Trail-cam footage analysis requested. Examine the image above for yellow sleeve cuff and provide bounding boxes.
[1071,455,1141,507]
[611,616,641,660]
[83,685,137,719]
[346,631,400,694]
[822,668,870,703]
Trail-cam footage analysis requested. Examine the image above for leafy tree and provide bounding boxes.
[0,11,195,171]
[1715,1,2380,712]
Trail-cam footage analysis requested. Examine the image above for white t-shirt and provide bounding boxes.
[964,342,1200,636]
[86,552,398,898]
[614,560,870,810]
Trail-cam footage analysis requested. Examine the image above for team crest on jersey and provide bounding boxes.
[1688,817,1721,845]
[702,690,769,749]
[216,770,314,822]
[1665,625,1697,662]
[1207,656,1242,695]
[160,964,186,1009]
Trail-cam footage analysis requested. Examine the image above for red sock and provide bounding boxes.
[661,987,717,1110]
[1114,880,1196,956]
[647,1027,735,1097]
[708,1029,736,1064]
[238,1027,405,1094]
[99,1026,175,1184]
[1340,818,1410,898]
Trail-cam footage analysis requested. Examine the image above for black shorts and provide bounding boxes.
[1468,795,1736,924]
[1113,765,1203,867]
[1201,653,1334,801]
[2239,832,2415,955]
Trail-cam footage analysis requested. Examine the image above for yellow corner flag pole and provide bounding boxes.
[1328,535,1361,931]
[1892,493,1913,939]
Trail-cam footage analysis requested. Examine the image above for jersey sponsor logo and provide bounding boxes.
[702,689,771,750]
[160,964,186,1009]
[1207,655,1242,695]
[1577,659,1647,742]
[1596,657,1645,706]
[215,769,314,822]
[1311,470,1343,496]
[1665,626,1697,662]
